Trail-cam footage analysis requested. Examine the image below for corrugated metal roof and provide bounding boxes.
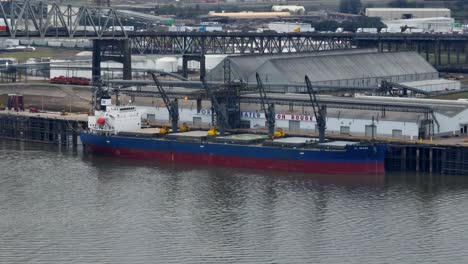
[241,103,429,122]
[208,50,437,86]
[326,108,424,122]
[207,49,378,82]
[366,8,450,12]
[260,51,436,84]
[400,79,460,86]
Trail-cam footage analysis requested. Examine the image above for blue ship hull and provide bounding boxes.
[80,132,386,174]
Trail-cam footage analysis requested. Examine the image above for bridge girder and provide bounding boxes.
[0,0,127,38]
[129,34,354,55]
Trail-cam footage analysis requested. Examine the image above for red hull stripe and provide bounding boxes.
[88,145,385,175]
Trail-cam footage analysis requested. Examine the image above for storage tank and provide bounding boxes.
[156,57,178,72]
[272,5,305,14]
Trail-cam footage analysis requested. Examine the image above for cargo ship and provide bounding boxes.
[80,105,386,174]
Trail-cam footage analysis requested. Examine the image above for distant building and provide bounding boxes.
[207,49,440,87]
[267,22,314,33]
[207,11,291,20]
[366,8,451,20]
[0,58,17,65]
[326,12,361,22]
[383,17,455,33]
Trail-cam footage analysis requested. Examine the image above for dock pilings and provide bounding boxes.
[386,144,468,175]
[0,113,86,147]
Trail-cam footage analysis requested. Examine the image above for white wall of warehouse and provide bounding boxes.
[246,114,420,138]
[138,106,422,139]
[433,109,468,135]
[366,8,451,20]
[383,18,454,33]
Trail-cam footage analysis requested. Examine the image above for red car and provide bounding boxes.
[50,76,90,86]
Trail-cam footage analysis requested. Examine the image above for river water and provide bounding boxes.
[1,139,468,263]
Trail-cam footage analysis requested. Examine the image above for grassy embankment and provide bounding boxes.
[0,48,79,62]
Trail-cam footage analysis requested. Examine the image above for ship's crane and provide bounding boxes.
[305,75,326,143]
[256,73,276,138]
[149,72,179,133]
[201,77,230,136]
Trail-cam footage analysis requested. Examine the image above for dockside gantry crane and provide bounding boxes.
[149,72,179,133]
[256,73,276,138]
[201,77,230,136]
[305,75,327,143]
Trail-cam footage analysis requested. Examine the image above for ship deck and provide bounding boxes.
[112,129,362,151]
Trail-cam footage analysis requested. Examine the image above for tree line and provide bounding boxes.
[312,17,386,32]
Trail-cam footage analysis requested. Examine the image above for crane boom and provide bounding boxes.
[201,77,230,135]
[149,72,179,133]
[305,75,326,142]
[256,73,275,138]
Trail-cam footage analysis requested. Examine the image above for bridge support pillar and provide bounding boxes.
[447,43,451,65]
[465,43,468,64]
[92,40,102,84]
[92,39,132,84]
[425,42,429,61]
[435,40,441,66]
[182,54,206,81]
[121,40,132,80]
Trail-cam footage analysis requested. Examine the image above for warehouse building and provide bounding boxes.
[138,95,468,140]
[267,22,314,33]
[207,11,291,20]
[383,17,455,33]
[365,8,451,20]
[207,49,448,90]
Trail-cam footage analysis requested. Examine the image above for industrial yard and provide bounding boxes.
[3,1,468,263]
[0,2,467,174]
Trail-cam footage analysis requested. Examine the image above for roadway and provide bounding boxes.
[127,31,468,41]
[0,30,466,41]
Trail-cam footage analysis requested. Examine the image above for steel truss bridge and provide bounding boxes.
[0,0,131,38]
[0,1,466,56]
[128,32,354,55]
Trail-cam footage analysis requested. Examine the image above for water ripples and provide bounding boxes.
[1,140,468,263]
